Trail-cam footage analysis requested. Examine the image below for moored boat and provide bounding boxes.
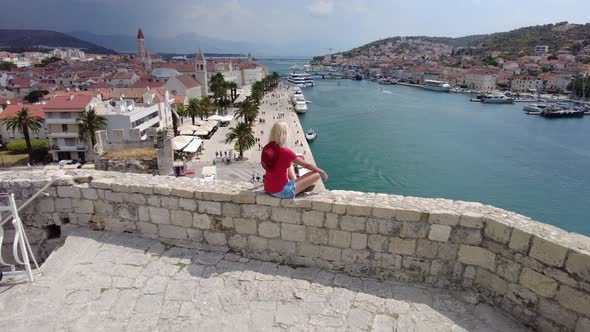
[305,128,317,141]
[541,107,585,118]
[423,80,451,92]
[481,94,514,104]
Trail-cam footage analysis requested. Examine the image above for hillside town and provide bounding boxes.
[0,28,267,164]
[315,36,590,95]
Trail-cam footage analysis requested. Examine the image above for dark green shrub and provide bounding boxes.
[5,139,49,153]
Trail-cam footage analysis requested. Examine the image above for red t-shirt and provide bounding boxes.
[264,146,297,193]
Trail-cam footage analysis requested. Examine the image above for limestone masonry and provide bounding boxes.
[2,170,590,331]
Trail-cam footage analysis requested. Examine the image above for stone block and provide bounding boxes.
[319,246,341,261]
[347,204,372,216]
[351,233,368,250]
[325,213,339,228]
[297,243,320,258]
[565,251,590,283]
[242,205,270,220]
[159,225,187,240]
[459,212,484,229]
[234,218,258,235]
[271,207,301,224]
[428,224,451,242]
[138,206,150,222]
[57,186,81,199]
[416,239,438,258]
[125,193,146,205]
[201,191,231,202]
[556,285,590,316]
[149,207,170,224]
[187,229,202,242]
[402,256,430,275]
[331,202,347,214]
[111,183,131,193]
[178,198,197,211]
[302,210,324,227]
[160,197,178,209]
[400,222,429,239]
[311,198,333,212]
[37,198,54,213]
[259,222,280,238]
[268,239,296,254]
[389,238,416,256]
[171,210,192,228]
[428,211,459,226]
[219,216,234,229]
[507,228,531,253]
[538,298,578,330]
[483,218,511,244]
[117,205,137,221]
[543,267,577,287]
[104,191,123,203]
[137,184,153,195]
[72,199,94,214]
[475,268,507,295]
[137,222,157,235]
[393,209,423,222]
[248,236,268,251]
[171,187,194,198]
[506,283,537,308]
[279,198,312,209]
[437,243,459,260]
[90,178,113,190]
[198,201,222,215]
[204,231,227,246]
[328,230,351,248]
[230,191,256,204]
[228,234,247,249]
[81,188,98,200]
[496,256,521,283]
[367,235,388,252]
[514,253,544,272]
[372,206,395,219]
[256,194,281,206]
[193,213,211,229]
[148,196,160,207]
[281,224,306,242]
[519,268,558,297]
[577,317,590,332]
[381,253,403,269]
[307,227,328,245]
[55,198,72,212]
[153,186,171,196]
[222,203,241,218]
[450,227,482,245]
[529,236,568,267]
[458,245,496,271]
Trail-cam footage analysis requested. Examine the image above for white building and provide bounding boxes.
[164,75,202,99]
[464,73,497,92]
[510,77,544,92]
[534,45,549,54]
[50,48,86,61]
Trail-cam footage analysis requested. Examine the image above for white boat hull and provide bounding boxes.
[423,85,451,92]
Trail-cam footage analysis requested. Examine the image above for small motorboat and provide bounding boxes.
[305,128,317,141]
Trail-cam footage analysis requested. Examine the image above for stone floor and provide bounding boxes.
[0,227,528,332]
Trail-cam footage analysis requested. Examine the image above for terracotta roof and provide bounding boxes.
[0,98,24,106]
[0,104,45,120]
[173,75,200,89]
[110,88,148,100]
[43,95,94,112]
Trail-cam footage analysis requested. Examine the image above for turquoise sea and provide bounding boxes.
[259,58,590,236]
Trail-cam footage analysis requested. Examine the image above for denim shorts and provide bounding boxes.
[269,180,296,199]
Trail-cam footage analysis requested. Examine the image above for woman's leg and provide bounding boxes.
[288,164,296,180]
[294,172,320,195]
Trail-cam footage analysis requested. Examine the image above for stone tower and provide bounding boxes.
[136,28,151,70]
[195,48,208,96]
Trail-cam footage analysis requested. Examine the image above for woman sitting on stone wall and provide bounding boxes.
[261,122,327,199]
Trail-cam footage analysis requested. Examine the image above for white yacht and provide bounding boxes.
[481,94,514,104]
[291,88,308,113]
[288,72,314,87]
[423,80,451,92]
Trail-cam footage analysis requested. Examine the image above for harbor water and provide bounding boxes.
[259,58,590,236]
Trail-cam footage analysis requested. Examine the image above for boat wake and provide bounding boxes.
[378,88,393,94]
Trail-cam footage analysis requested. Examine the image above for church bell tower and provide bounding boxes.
[195,48,208,96]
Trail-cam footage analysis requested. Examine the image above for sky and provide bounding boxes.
[1,0,589,56]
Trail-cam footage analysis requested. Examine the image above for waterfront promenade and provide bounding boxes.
[189,83,325,191]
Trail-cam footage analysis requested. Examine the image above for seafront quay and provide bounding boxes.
[1,170,590,331]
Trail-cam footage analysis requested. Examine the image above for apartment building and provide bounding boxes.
[44,94,106,161]
[510,77,544,92]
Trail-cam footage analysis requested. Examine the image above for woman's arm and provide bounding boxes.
[292,157,328,182]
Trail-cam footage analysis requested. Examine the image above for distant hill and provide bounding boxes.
[70,30,261,54]
[336,22,590,59]
[0,29,117,54]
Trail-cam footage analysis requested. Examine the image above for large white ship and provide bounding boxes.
[423,79,451,92]
[288,72,314,87]
[291,87,308,113]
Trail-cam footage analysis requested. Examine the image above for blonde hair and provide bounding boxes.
[269,122,289,146]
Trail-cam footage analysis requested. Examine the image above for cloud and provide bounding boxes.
[307,0,335,15]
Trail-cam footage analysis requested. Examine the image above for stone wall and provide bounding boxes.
[1,170,590,331]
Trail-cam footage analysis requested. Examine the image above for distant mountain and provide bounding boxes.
[336,22,590,59]
[70,30,263,55]
[0,29,117,54]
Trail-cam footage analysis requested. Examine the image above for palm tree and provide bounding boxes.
[171,104,187,136]
[197,96,214,120]
[225,122,255,160]
[77,107,107,148]
[271,72,280,88]
[1,107,43,163]
[228,81,238,101]
[188,98,200,125]
[209,73,226,105]
[234,97,259,126]
[175,104,188,124]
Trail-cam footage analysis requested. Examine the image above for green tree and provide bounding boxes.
[234,97,259,126]
[24,90,49,103]
[77,108,107,148]
[197,96,214,120]
[227,81,238,101]
[175,104,188,124]
[187,98,200,125]
[0,61,17,71]
[225,122,255,160]
[1,107,44,163]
